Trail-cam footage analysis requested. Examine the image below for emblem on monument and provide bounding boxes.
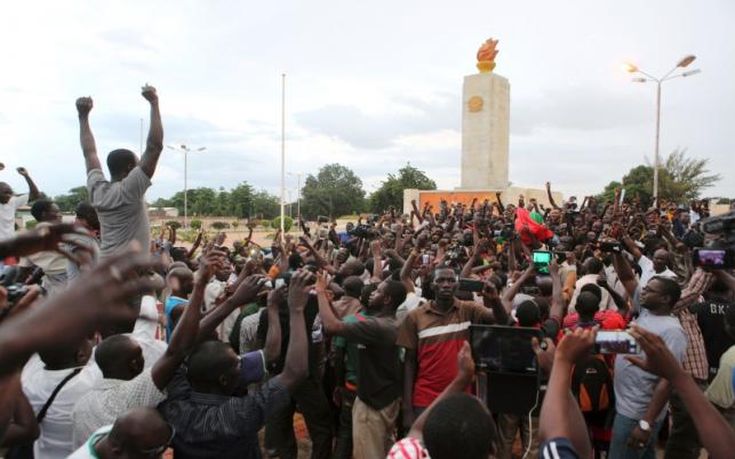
[476,38,499,73]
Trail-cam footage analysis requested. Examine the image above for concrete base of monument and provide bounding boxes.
[402,187,563,216]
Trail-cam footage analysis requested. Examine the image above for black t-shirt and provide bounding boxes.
[692,300,735,381]
[256,297,322,378]
[341,314,402,410]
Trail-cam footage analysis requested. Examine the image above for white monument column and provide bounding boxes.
[460,72,510,190]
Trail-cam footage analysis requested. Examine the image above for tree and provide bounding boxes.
[369,163,437,212]
[598,149,721,207]
[301,164,366,219]
[251,190,280,219]
[54,186,88,212]
[271,216,294,232]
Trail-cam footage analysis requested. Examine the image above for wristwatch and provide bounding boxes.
[638,419,651,432]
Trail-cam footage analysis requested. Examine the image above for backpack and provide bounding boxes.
[571,354,614,414]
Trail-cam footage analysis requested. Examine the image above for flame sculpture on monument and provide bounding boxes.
[476,38,499,73]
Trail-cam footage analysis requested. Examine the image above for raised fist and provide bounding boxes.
[141,84,158,103]
[16,167,28,177]
[76,97,93,117]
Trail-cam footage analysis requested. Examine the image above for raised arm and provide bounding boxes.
[277,270,311,391]
[545,182,560,210]
[548,259,565,320]
[76,97,102,173]
[612,251,639,300]
[152,251,225,389]
[138,85,164,178]
[263,287,284,364]
[15,168,40,202]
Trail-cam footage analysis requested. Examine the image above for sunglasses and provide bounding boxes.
[136,424,175,457]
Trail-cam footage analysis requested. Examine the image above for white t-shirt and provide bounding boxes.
[0,194,29,241]
[638,255,678,288]
[21,356,98,459]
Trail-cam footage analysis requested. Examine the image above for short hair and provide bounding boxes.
[30,199,54,221]
[576,291,600,318]
[516,300,540,327]
[75,201,100,231]
[580,283,603,302]
[187,341,236,384]
[342,276,364,298]
[383,280,407,307]
[651,276,682,305]
[583,257,603,275]
[95,335,136,375]
[423,393,496,459]
[107,149,137,178]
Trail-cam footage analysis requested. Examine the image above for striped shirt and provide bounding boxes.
[387,437,429,458]
[397,299,493,407]
[673,269,714,381]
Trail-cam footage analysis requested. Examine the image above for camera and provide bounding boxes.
[595,331,639,354]
[492,223,514,239]
[598,240,622,253]
[693,248,735,270]
[348,224,378,240]
[0,266,29,307]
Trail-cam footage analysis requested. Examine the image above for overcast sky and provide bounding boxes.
[1,0,733,203]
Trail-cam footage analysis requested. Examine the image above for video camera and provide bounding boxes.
[0,266,29,310]
[694,211,735,269]
[348,223,378,240]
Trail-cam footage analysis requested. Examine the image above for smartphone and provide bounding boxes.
[692,249,734,270]
[599,240,622,253]
[421,254,432,266]
[595,331,640,354]
[532,250,552,274]
[458,278,484,292]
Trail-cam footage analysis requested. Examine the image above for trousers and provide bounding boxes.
[352,397,401,459]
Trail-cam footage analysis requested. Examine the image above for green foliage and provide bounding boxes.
[25,220,38,230]
[53,186,88,212]
[210,221,230,230]
[190,219,203,230]
[231,220,240,229]
[369,163,437,213]
[271,216,294,232]
[166,220,182,230]
[598,149,721,207]
[151,182,280,219]
[716,197,732,205]
[301,163,366,219]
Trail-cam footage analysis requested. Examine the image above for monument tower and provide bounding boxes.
[460,38,509,190]
[403,38,561,214]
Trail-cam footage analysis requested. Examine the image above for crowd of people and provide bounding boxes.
[0,85,734,459]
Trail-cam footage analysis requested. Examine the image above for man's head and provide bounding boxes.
[579,283,603,303]
[342,276,364,299]
[516,300,541,327]
[640,276,681,314]
[581,257,603,276]
[95,335,144,380]
[75,201,100,233]
[31,199,62,223]
[107,149,139,181]
[431,268,458,303]
[105,407,174,459]
[422,393,497,459]
[576,291,600,321]
[0,182,13,204]
[652,249,670,273]
[338,259,365,279]
[39,337,94,370]
[187,340,240,395]
[166,267,194,297]
[367,279,407,313]
[535,276,553,297]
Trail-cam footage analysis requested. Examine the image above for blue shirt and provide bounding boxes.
[164,296,188,341]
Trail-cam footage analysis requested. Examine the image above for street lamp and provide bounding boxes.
[166,144,206,228]
[623,55,700,203]
[287,171,302,222]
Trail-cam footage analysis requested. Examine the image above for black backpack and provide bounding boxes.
[571,354,614,414]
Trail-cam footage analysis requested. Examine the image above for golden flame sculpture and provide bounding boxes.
[476,38,499,73]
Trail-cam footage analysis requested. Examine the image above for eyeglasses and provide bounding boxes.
[137,424,175,457]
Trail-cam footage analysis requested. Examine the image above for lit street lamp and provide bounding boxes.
[623,55,700,203]
[166,144,206,228]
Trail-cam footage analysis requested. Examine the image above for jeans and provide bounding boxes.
[609,413,663,459]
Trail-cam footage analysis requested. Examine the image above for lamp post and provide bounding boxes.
[288,171,302,222]
[166,144,206,228]
[623,55,700,203]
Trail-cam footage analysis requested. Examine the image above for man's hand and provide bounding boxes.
[626,325,685,382]
[532,337,556,375]
[16,167,29,178]
[3,223,93,263]
[288,269,316,313]
[555,328,595,365]
[228,274,265,306]
[141,84,158,104]
[76,97,93,117]
[548,258,560,277]
[195,250,227,286]
[370,239,382,258]
[315,271,330,295]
